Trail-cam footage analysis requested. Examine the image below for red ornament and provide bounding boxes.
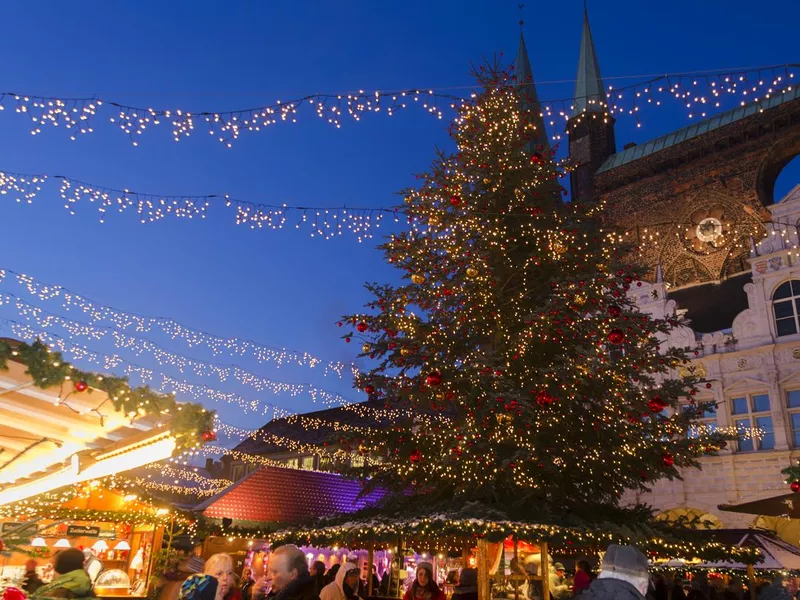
[531,152,543,165]
[648,396,668,412]
[791,482,800,493]
[3,588,25,600]
[356,321,368,333]
[364,384,375,395]
[201,430,217,442]
[607,329,625,345]
[426,371,443,386]
[536,390,554,407]
[608,306,622,317]
[409,449,422,463]
[74,381,89,393]
[662,452,674,467]
[450,195,461,206]
[705,382,712,389]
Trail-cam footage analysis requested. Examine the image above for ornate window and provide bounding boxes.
[773,280,800,336]
[730,393,774,451]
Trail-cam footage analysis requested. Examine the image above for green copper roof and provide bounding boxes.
[572,8,606,116]
[516,31,550,150]
[597,86,800,174]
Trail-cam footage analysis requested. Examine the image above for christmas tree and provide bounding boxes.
[340,62,730,520]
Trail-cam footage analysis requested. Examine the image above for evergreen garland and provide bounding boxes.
[0,339,214,449]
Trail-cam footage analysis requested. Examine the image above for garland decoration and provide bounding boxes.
[2,65,796,145]
[0,338,215,449]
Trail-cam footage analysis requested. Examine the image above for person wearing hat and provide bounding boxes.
[319,562,360,600]
[451,568,478,600]
[32,548,94,599]
[403,563,445,600]
[550,563,570,600]
[179,575,221,600]
[575,545,649,600]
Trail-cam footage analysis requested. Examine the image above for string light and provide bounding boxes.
[1,65,795,145]
[0,266,357,377]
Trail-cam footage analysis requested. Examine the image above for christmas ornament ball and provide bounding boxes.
[607,329,625,345]
[466,266,479,278]
[409,449,422,463]
[662,452,674,467]
[201,430,217,442]
[648,396,667,412]
[74,380,89,393]
[411,273,425,284]
[792,481,800,493]
[362,343,372,353]
[356,321,368,333]
[364,384,375,395]
[608,305,622,317]
[426,371,443,387]
[450,195,461,206]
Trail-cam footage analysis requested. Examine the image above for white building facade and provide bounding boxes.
[625,185,800,531]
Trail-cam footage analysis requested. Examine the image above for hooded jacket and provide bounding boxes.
[576,577,645,600]
[320,563,360,600]
[32,569,94,600]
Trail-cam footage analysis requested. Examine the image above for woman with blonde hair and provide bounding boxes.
[205,554,243,600]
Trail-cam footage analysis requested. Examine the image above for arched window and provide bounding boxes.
[773,280,800,336]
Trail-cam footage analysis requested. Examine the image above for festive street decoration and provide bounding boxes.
[328,62,734,526]
[3,318,354,411]
[0,267,357,377]
[0,338,214,449]
[1,64,795,145]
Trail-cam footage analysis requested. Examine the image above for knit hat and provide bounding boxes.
[601,545,649,578]
[458,568,478,587]
[553,563,565,571]
[417,562,433,576]
[179,574,219,600]
[54,548,86,575]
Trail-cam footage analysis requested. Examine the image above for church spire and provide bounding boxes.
[515,30,549,151]
[572,5,606,116]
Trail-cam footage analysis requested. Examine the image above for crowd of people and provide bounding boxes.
[12,543,798,600]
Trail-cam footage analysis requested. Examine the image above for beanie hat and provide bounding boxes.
[179,575,219,600]
[601,545,649,578]
[54,548,86,575]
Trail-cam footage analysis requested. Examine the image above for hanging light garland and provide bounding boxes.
[1,64,795,145]
[0,267,357,376]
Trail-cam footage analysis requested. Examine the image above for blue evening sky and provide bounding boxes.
[0,0,797,438]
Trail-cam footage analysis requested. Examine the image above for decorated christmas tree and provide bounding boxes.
[338,62,730,520]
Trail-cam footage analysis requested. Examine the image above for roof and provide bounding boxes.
[668,272,752,333]
[197,465,385,524]
[515,31,549,151]
[572,8,606,116]
[693,529,800,571]
[233,399,389,456]
[597,86,800,174]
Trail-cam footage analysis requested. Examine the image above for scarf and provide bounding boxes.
[33,570,93,599]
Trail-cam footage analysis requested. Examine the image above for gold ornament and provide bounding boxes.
[404,196,412,204]
[483,178,490,184]
[362,343,372,353]
[574,293,587,306]
[400,348,411,356]
[552,240,568,255]
[429,216,441,227]
[466,266,479,278]
[411,273,425,284]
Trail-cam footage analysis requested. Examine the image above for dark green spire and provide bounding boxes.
[515,31,550,151]
[572,6,607,116]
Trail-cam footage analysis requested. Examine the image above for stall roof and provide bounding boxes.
[719,493,800,518]
[0,353,175,505]
[196,466,384,524]
[695,530,800,571]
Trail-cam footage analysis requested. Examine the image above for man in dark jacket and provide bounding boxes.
[252,545,319,600]
[575,545,649,600]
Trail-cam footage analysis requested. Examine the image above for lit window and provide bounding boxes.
[786,390,800,447]
[285,457,300,468]
[772,281,800,336]
[730,394,774,451]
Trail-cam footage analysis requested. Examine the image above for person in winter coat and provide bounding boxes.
[451,569,478,600]
[403,562,445,600]
[33,549,94,600]
[252,545,320,600]
[573,545,649,600]
[325,566,341,588]
[572,562,592,596]
[22,559,45,595]
[319,563,360,600]
[310,563,327,597]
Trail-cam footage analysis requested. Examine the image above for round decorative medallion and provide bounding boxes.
[683,205,732,254]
